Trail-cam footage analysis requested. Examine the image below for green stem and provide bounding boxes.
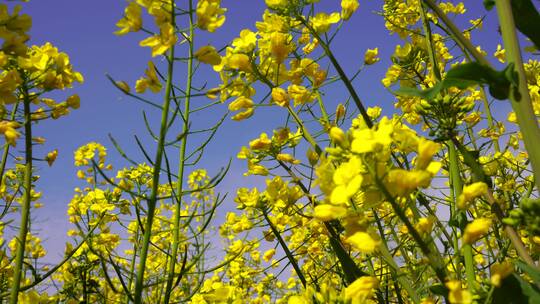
[297,15,372,127]
[133,30,176,304]
[163,2,193,302]
[0,103,19,189]
[495,0,540,193]
[262,208,307,287]
[419,1,473,286]
[372,168,448,286]
[9,86,33,304]
[286,105,322,155]
[422,0,488,66]
[448,141,476,289]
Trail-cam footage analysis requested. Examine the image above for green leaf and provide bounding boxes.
[393,83,442,101]
[493,274,540,304]
[394,63,515,101]
[511,0,540,50]
[484,0,495,10]
[515,260,540,285]
[429,284,448,297]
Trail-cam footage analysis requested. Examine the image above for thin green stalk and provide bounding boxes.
[297,15,372,128]
[448,141,476,289]
[495,0,540,193]
[373,212,420,303]
[422,0,488,66]
[262,208,307,287]
[286,105,322,154]
[0,103,19,189]
[371,166,448,286]
[315,91,330,127]
[9,86,33,304]
[378,244,420,303]
[133,30,176,304]
[163,1,194,301]
[419,1,474,286]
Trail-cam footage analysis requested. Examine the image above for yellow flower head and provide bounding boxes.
[463,218,492,244]
[139,23,177,57]
[346,231,380,254]
[457,182,488,209]
[313,204,348,221]
[194,45,222,66]
[115,2,142,35]
[364,48,380,65]
[310,12,340,34]
[490,261,513,287]
[135,61,162,93]
[196,0,226,32]
[341,0,359,21]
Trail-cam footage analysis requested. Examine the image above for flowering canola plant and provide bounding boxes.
[1,0,540,303]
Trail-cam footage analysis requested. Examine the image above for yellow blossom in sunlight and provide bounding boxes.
[330,156,363,204]
[416,138,440,170]
[249,132,272,151]
[227,53,251,72]
[494,44,506,63]
[415,217,434,235]
[439,2,466,14]
[490,261,513,287]
[288,85,313,106]
[329,127,347,147]
[194,45,222,65]
[341,0,359,21]
[66,94,80,109]
[463,218,491,244]
[363,48,379,65]
[0,120,20,146]
[387,169,433,196]
[45,149,58,166]
[366,106,381,119]
[115,80,131,93]
[263,248,276,262]
[345,276,379,303]
[196,0,226,32]
[313,204,347,221]
[351,116,393,153]
[139,23,177,57]
[232,29,257,52]
[457,182,488,209]
[265,0,288,10]
[228,96,254,120]
[346,231,380,254]
[115,2,142,35]
[446,280,472,304]
[310,12,340,34]
[270,32,293,63]
[0,51,7,67]
[0,69,22,105]
[276,153,300,164]
[135,61,162,93]
[271,87,290,107]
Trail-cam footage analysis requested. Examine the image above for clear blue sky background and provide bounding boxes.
[13,0,506,260]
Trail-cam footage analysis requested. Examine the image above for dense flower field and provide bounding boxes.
[1,0,540,303]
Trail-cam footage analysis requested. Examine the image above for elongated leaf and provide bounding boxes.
[394,62,516,101]
[515,260,540,285]
[493,274,540,304]
[511,0,540,50]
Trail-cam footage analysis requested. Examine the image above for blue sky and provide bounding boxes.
[12,0,508,260]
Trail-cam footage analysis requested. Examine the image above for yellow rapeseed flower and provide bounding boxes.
[463,218,491,244]
[364,48,380,65]
[341,0,359,21]
[194,45,222,65]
